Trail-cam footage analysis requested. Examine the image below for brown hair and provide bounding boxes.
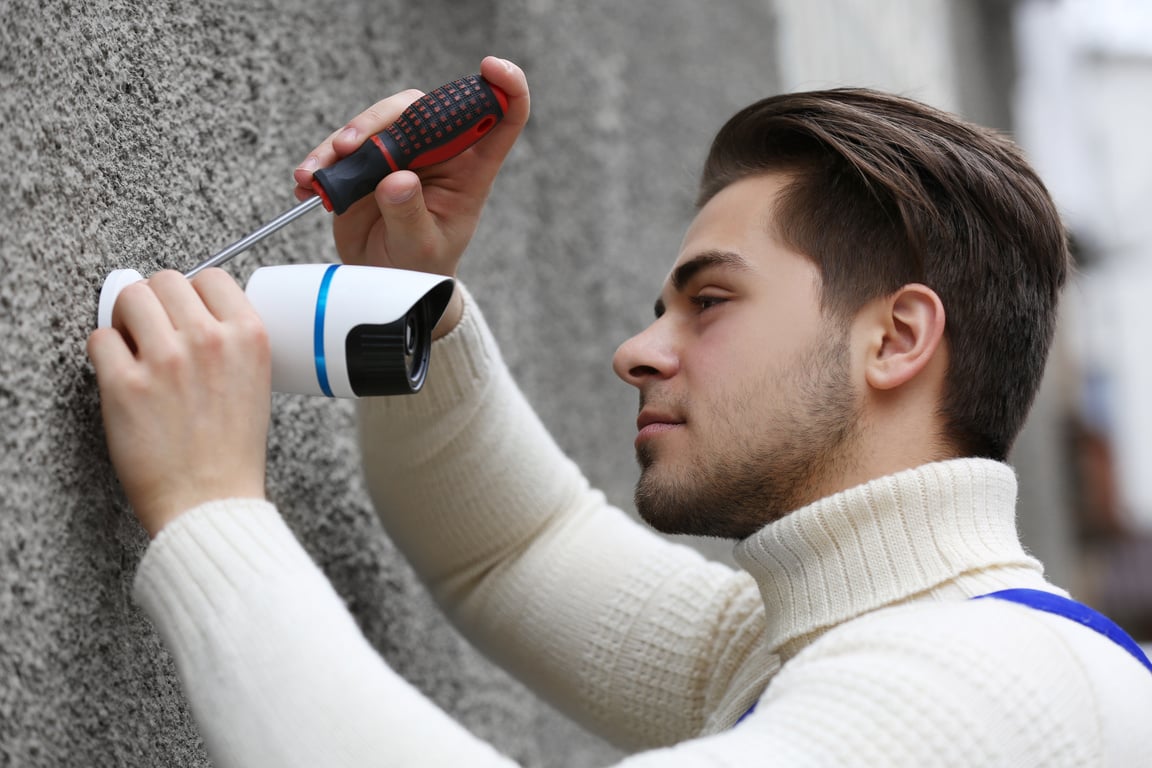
[699,88,1068,461]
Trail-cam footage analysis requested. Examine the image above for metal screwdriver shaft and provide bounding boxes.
[184,196,325,278]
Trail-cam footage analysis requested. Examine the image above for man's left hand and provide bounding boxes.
[87,268,272,537]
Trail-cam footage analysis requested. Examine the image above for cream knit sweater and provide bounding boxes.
[134,290,1152,767]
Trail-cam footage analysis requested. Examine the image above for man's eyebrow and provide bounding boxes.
[671,250,753,291]
[654,250,752,317]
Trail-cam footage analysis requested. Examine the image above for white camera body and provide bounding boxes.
[97,264,455,398]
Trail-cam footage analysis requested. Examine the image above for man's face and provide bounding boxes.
[612,174,863,539]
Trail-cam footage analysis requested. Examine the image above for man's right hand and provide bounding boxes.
[292,57,530,338]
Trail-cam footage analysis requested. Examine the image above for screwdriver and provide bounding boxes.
[184,74,509,278]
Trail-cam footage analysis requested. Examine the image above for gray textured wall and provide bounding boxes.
[0,1,779,764]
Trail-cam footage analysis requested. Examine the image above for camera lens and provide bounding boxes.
[345,303,432,396]
[403,311,420,379]
[405,314,417,355]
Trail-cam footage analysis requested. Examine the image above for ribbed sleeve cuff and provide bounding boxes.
[133,499,317,646]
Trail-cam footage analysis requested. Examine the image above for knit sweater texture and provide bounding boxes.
[133,290,1152,767]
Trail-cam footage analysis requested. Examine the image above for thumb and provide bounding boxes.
[371,171,450,274]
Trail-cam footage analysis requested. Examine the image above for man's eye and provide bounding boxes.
[690,295,727,311]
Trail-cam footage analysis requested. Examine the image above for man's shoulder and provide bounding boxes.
[748,597,1152,767]
[817,594,1124,658]
[797,596,1072,667]
[787,594,1152,705]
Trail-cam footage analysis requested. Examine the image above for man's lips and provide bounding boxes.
[635,410,685,442]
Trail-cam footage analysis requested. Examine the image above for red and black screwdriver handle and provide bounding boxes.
[311,74,509,215]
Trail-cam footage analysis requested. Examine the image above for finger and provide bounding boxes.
[407,57,530,202]
[293,89,424,192]
[469,57,531,170]
[371,171,446,270]
[87,326,137,380]
[332,89,425,157]
[147,270,212,331]
[293,124,346,193]
[328,170,427,266]
[189,268,255,322]
[113,281,176,355]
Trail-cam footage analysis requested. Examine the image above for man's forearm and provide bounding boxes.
[133,500,516,768]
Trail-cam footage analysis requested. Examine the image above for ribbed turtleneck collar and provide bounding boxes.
[733,458,1043,660]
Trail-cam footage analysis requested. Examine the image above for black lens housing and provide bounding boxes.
[345,303,435,396]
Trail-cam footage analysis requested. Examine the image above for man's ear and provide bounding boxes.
[863,283,946,391]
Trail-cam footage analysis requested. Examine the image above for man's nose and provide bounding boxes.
[612,321,679,387]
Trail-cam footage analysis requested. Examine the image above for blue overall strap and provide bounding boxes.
[975,588,1152,674]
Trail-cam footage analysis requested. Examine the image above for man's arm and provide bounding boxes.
[86,266,513,765]
[288,60,771,747]
[132,500,519,768]
[357,288,771,748]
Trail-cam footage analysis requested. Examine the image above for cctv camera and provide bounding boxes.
[97,264,455,398]
[246,264,454,397]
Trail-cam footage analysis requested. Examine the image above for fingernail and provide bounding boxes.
[497,57,514,72]
[338,126,358,144]
[298,155,319,173]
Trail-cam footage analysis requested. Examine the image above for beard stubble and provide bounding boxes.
[634,329,861,540]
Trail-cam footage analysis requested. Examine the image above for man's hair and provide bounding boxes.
[699,88,1069,461]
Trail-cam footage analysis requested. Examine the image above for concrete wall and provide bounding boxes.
[0,0,780,764]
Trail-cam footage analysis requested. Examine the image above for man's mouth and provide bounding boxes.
[635,409,686,443]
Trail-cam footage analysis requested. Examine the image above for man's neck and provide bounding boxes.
[734,458,1046,660]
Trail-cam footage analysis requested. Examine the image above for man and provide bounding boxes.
[88,56,1152,766]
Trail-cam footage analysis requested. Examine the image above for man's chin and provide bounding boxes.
[635,502,692,537]
[633,462,780,540]
[634,465,715,537]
